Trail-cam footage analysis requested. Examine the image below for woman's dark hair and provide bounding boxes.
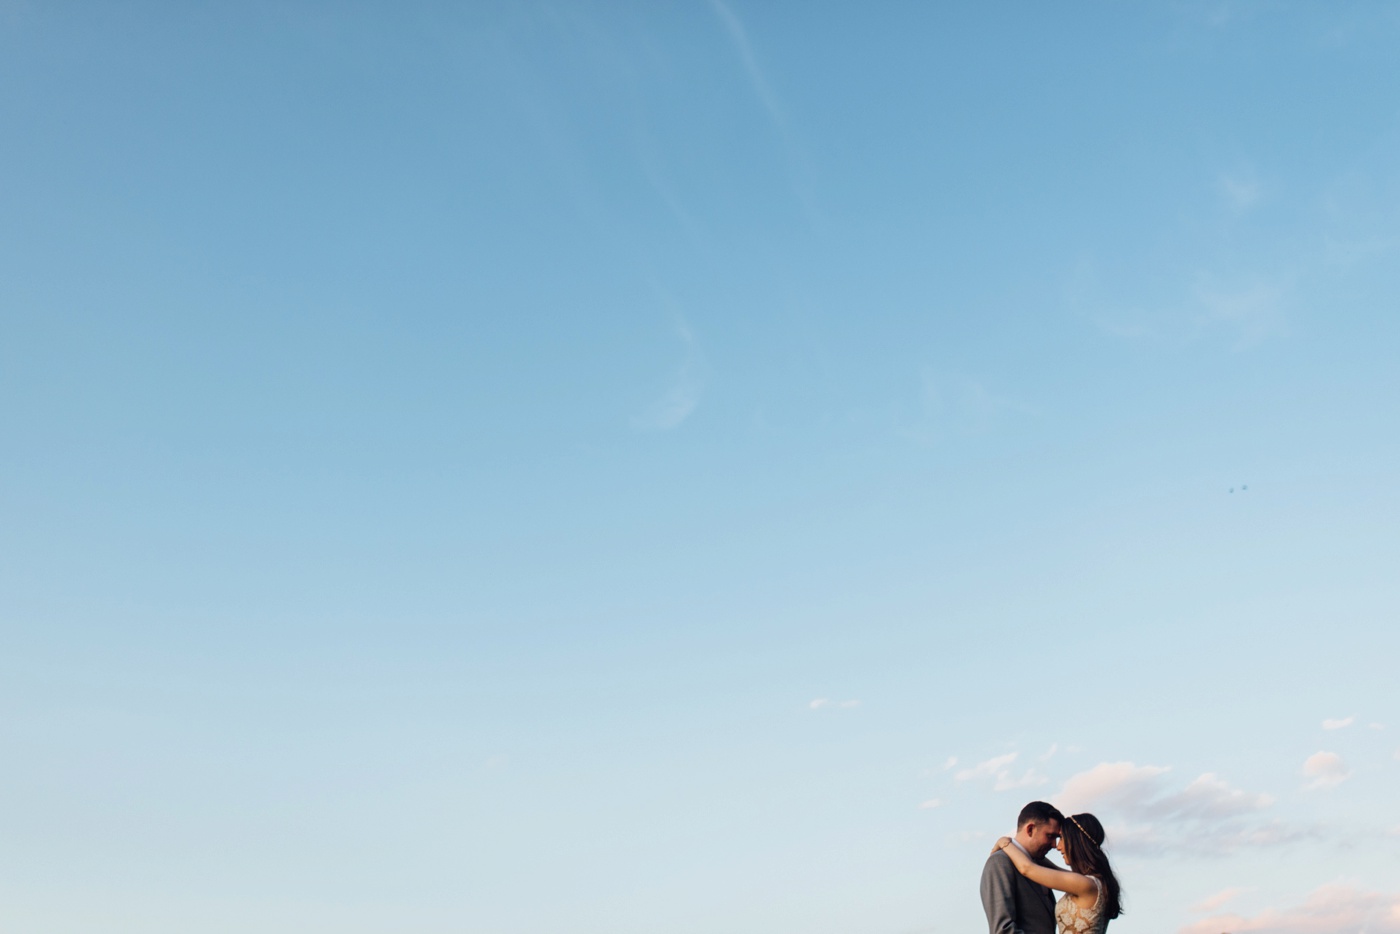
[1060,813,1123,919]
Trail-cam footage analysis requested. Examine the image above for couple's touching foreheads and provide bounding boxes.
[980,801,1123,934]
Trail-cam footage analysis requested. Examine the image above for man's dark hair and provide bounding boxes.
[1017,800,1064,828]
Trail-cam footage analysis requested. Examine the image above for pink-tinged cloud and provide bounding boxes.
[1057,761,1170,814]
[1301,751,1350,790]
[1055,762,1294,856]
[1191,887,1247,913]
[1179,884,1400,934]
[1058,763,1271,819]
[1163,773,1276,819]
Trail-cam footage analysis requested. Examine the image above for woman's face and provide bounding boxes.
[1055,835,1068,864]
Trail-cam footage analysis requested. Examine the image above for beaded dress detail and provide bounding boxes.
[1054,875,1107,934]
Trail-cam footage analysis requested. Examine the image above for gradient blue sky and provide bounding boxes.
[3,3,1400,933]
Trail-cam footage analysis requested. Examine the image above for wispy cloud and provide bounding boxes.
[1072,256,1291,348]
[1301,751,1351,790]
[707,0,783,129]
[1195,278,1289,346]
[1179,884,1400,934]
[1220,170,1263,212]
[898,368,1034,444]
[917,798,944,810]
[705,0,822,226]
[1323,234,1400,268]
[635,136,705,243]
[1056,762,1293,856]
[808,698,860,710]
[1322,715,1356,730]
[631,311,707,431]
[955,753,1018,782]
[1192,887,1248,913]
[955,752,1046,791]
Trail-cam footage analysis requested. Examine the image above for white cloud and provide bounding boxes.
[1322,716,1356,730]
[943,756,959,771]
[917,799,943,810]
[1196,278,1288,345]
[1058,761,1171,814]
[1039,743,1059,762]
[1060,764,1271,821]
[631,314,707,431]
[900,369,1035,444]
[1325,234,1400,268]
[705,0,822,225]
[956,753,1018,782]
[1192,887,1248,913]
[809,698,859,711]
[1302,751,1351,790]
[1074,255,1290,348]
[631,361,705,430]
[954,752,1045,792]
[1157,773,1276,820]
[708,0,783,129]
[483,754,509,770]
[1056,762,1291,856]
[1369,722,1385,730]
[1179,884,1400,934]
[1220,171,1263,212]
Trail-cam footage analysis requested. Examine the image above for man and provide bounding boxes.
[980,801,1064,934]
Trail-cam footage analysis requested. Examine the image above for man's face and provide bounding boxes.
[1023,819,1061,858]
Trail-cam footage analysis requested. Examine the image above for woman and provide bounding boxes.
[992,812,1123,934]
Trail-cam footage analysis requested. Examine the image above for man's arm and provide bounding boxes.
[992,837,1097,898]
[980,851,1018,934]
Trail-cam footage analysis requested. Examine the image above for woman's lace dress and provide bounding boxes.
[1054,875,1108,934]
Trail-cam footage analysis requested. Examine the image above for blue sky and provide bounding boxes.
[3,3,1400,932]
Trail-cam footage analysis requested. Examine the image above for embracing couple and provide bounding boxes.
[980,801,1123,934]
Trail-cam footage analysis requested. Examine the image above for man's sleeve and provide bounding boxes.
[980,853,1017,934]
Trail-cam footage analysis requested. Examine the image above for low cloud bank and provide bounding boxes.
[1180,884,1400,934]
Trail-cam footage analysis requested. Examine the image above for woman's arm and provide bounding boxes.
[991,838,1098,898]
